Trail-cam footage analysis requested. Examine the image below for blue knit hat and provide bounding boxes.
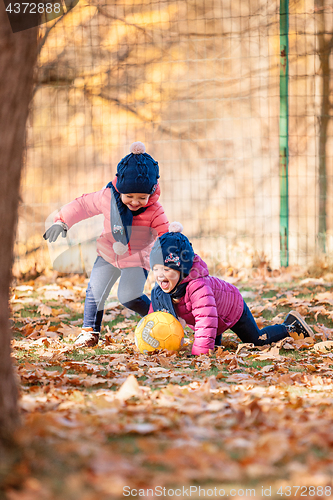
[116,142,159,194]
[150,223,195,277]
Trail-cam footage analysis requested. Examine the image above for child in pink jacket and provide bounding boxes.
[44,142,169,347]
[149,224,314,356]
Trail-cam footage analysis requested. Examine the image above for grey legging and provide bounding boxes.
[83,256,150,331]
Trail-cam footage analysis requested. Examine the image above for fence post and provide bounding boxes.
[279,0,289,267]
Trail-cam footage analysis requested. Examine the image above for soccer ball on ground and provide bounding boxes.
[134,311,184,354]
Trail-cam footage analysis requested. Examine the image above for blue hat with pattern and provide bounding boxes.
[150,223,195,277]
[116,142,159,194]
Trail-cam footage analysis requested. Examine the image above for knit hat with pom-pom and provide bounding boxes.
[150,222,195,277]
[116,142,159,194]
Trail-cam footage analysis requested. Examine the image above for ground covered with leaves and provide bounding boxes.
[3,269,333,499]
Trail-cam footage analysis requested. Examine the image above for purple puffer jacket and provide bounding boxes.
[153,255,244,355]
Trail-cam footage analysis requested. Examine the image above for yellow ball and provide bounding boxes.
[134,311,184,354]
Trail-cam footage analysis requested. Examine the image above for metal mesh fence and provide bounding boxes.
[16,0,333,275]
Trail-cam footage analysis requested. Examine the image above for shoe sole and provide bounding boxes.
[288,310,314,338]
[74,342,99,347]
[74,335,99,348]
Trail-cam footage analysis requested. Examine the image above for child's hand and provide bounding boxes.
[43,224,67,242]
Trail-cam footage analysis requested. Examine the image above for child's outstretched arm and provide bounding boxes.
[55,189,106,230]
[43,189,107,242]
[43,222,68,242]
[187,280,219,355]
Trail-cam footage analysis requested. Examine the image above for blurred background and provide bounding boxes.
[16,0,333,276]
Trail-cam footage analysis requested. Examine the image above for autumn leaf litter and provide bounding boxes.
[6,271,333,498]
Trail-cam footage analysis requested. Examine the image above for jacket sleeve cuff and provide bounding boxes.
[191,344,211,355]
[54,221,69,231]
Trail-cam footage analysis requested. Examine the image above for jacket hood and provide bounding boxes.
[111,177,160,207]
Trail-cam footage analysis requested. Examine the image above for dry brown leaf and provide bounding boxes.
[57,322,81,338]
[37,303,52,316]
[313,323,333,340]
[314,292,333,306]
[32,337,50,347]
[42,331,60,339]
[20,324,35,337]
[121,308,134,318]
[10,271,333,493]
[115,374,143,401]
[51,308,66,316]
[256,346,283,360]
[292,337,315,349]
[215,347,229,357]
[157,356,173,369]
[295,305,309,316]
[82,376,108,387]
[235,343,256,355]
[255,431,290,464]
[227,357,239,372]
[311,306,330,321]
[225,373,254,382]
[27,330,42,340]
[313,341,333,353]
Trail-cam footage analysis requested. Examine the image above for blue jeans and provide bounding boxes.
[215,300,289,346]
[83,256,150,331]
[231,300,289,345]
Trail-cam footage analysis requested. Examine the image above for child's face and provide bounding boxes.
[120,193,150,210]
[153,264,181,293]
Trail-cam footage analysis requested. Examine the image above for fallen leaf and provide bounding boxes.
[293,337,315,349]
[227,357,239,372]
[37,303,52,316]
[157,356,173,368]
[32,337,50,347]
[57,322,81,338]
[115,375,143,401]
[313,324,333,340]
[313,341,333,353]
[256,346,283,360]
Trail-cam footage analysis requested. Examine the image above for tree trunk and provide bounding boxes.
[315,0,332,253]
[0,6,37,450]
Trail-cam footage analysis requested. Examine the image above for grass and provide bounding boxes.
[66,348,125,361]
[43,365,63,372]
[7,275,333,496]
[261,290,278,299]
[243,359,276,369]
[104,315,137,329]
[106,434,142,454]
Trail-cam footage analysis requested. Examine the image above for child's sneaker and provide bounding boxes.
[74,328,99,347]
[283,310,314,340]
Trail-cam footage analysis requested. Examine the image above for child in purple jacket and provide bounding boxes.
[149,224,314,356]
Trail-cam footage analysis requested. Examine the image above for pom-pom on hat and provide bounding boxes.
[116,142,159,194]
[130,142,146,154]
[150,222,195,277]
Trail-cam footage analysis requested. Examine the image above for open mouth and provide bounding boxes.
[159,279,170,291]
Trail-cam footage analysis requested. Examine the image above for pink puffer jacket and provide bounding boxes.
[54,178,169,270]
[150,255,244,355]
